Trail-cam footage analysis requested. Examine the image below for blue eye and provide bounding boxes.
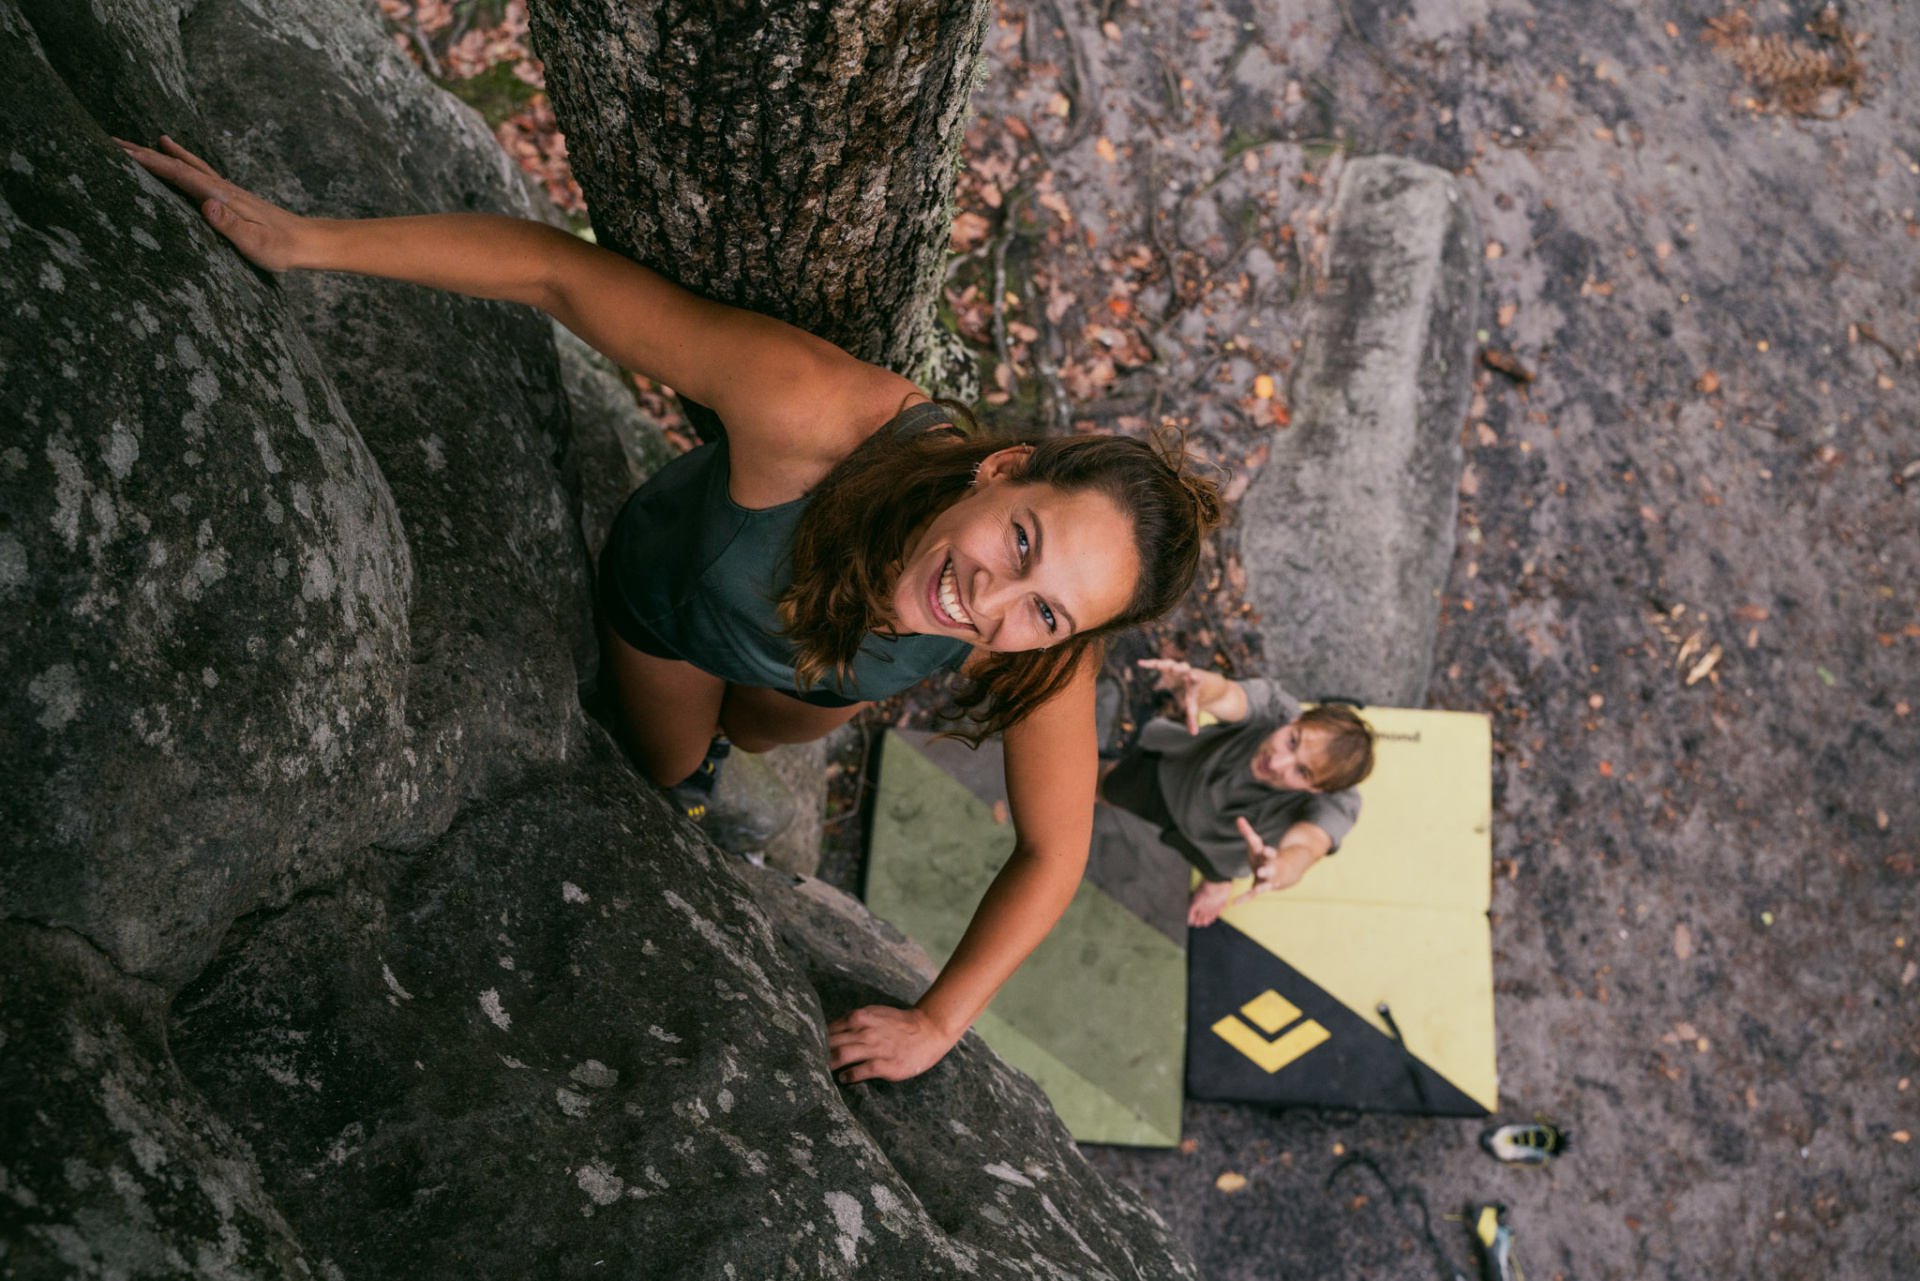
[1039,601,1056,632]
[1015,523,1030,559]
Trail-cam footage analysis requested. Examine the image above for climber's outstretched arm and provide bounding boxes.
[117,136,886,441]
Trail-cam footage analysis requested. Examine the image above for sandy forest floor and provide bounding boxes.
[391,0,1920,1275]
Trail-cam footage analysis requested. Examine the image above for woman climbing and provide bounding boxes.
[124,137,1220,1084]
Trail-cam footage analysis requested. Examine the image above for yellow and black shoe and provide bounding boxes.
[671,736,731,821]
[1478,1116,1570,1166]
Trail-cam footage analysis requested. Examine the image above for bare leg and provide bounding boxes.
[719,684,867,753]
[603,628,727,786]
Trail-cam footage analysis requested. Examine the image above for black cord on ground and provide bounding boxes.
[1378,1001,1434,1115]
[1326,1152,1470,1281]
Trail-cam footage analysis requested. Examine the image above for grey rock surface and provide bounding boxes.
[171,737,1199,1279]
[553,322,674,568]
[182,0,596,847]
[757,739,830,876]
[0,922,310,1279]
[702,745,798,857]
[1240,155,1479,707]
[0,4,414,986]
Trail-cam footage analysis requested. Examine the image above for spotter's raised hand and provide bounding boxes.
[1136,657,1206,734]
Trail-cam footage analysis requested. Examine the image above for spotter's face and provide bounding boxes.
[1250,721,1332,793]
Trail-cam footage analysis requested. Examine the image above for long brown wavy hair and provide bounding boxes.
[777,405,1221,742]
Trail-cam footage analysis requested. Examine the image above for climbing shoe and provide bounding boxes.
[672,736,731,820]
[1478,1117,1570,1166]
[1469,1204,1523,1281]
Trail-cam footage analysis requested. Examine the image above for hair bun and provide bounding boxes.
[1146,427,1225,535]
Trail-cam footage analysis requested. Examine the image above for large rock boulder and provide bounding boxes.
[169,734,1196,1279]
[552,323,675,567]
[0,2,414,987]
[1239,155,1480,707]
[181,0,598,845]
[0,922,311,1278]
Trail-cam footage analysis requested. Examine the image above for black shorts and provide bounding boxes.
[1100,751,1228,882]
[595,548,860,710]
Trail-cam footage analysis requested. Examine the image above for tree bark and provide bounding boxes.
[527,0,989,400]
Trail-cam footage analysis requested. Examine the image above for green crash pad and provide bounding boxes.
[864,731,1188,1147]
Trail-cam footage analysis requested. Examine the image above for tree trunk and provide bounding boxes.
[527,0,988,400]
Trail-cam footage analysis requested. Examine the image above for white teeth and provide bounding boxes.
[938,558,971,626]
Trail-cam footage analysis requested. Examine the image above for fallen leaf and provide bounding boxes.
[1222,472,1252,504]
[1045,92,1071,118]
[1094,136,1118,164]
[1101,19,1123,40]
[1696,370,1721,394]
[1896,1132,1912,1144]
[1179,1138,1198,1154]
[1253,374,1275,399]
[1215,1171,1249,1193]
[1497,302,1518,327]
[1485,240,1504,260]
[1902,961,1917,987]
[1655,241,1673,259]
[1674,1022,1698,1040]
[1685,644,1722,686]
[1599,761,1614,777]
[1482,350,1535,383]
[949,210,991,254]
[1674,923,1693,959]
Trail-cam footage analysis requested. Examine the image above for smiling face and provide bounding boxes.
[889,448,1141,653]
[1249,721,1333,793]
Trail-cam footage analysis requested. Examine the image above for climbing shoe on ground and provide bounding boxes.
[1469,1204,1523,1281]
[1479,1117,1570,1166]
[672,736,732,820]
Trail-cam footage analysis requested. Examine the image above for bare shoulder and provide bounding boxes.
[721,347,930,505]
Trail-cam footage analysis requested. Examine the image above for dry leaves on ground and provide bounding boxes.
[1704,5,1865,118]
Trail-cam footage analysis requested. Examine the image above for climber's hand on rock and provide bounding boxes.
[827,1004,954,1084]
[117,136,307,272]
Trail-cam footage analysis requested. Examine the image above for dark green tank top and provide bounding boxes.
[600,401,973,701]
